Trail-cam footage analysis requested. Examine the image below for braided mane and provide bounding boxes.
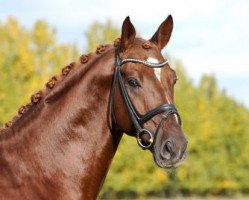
[0,38,121,132]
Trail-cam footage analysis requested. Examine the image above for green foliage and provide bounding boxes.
[0,18,249,198]
[85,19,120,51]
[0,17,78,124]
[101,136,170,199]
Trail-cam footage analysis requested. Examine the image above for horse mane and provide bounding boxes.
[0,39,121,134]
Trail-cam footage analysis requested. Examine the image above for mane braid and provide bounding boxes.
[0,39,121,134]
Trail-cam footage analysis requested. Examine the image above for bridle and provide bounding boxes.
[111,47,181,149]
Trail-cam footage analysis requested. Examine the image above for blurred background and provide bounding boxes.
[0,0,248,199]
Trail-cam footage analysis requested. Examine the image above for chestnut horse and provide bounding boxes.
[0,15,187,199]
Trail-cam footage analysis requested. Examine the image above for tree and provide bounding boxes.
[85,20,120,51]
[0,17,78,125]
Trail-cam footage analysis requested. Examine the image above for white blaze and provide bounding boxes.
[147,57,161,82]
[147,57,179,124]
[154,68,161,82]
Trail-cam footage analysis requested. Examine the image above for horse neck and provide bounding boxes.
[0,47,123,199]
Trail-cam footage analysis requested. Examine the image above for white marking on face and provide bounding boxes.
[174,114,180,124]
[147,57,179,124]
[154,68,161,82]
[147,57,179,125]
[147,57,159,64]
[165,90,179,124]
[147,57,161,82]
[165,95,171,104]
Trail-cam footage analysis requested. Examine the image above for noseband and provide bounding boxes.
[111,48,181,149]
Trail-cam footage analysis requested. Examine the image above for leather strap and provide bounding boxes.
[111,47,181,149]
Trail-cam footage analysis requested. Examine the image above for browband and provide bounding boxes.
[120,58,168,68]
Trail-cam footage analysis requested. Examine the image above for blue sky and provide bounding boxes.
[1,0,249,107]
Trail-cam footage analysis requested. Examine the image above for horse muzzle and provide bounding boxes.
[152,127,188,169]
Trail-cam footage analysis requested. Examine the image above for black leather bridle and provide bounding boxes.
[111,47,181,149]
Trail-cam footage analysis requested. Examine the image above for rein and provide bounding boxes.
[111,47,181,149]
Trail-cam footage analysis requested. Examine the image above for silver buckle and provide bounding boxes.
[137,129,154,149]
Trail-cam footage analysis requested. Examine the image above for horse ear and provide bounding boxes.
[150,15,173,50]
[120,16,136,51]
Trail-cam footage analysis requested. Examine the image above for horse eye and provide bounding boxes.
[128,78,140,88]
[173,77,178,85]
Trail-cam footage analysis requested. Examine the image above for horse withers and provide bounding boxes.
[0,15,187,199]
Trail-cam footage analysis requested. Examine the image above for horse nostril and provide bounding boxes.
[165,141,173,153]
[161,139,173,160]
[180,140,188,159]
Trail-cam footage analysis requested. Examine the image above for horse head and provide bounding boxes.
[112,16,188,168]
